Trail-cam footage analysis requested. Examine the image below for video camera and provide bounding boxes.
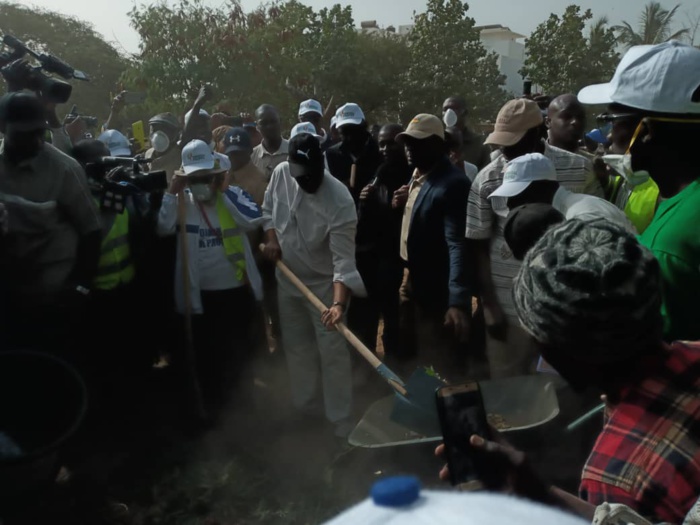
[0,35,89,104]
[65,104,99,129]
[85,156,167,212]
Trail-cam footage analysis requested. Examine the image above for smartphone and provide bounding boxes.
[436,382,500,490]
[131,120,146,153]
[523,79,533,97]
[123,91,147,105]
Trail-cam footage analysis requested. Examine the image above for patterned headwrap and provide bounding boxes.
[513,219,662,364]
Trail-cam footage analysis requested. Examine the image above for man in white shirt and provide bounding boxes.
[489,153,635,233]
[251,104,289,180]
[467,98,602,379]
[262,133,365,437]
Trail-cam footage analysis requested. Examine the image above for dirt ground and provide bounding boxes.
[3,318,598,525]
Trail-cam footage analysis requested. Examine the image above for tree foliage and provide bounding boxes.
[521,5,619,95]
[124,0,505,127]
[615,2,688,49]
[0,1,128,119]
[403,0,506,122]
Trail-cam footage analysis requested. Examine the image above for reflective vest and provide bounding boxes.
[213,193,247,281]
[94,208,135,291]
[625,178,659,234]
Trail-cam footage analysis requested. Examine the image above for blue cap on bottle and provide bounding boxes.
[371,476,421,508]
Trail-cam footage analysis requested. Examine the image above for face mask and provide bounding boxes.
[290,162,323,194]
[150,131,170,153]
[190,183,214,202]
[601,154,650,188]
[443,108,458,128]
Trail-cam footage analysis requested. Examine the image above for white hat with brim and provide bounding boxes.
[335,103,365,128]
[578,45,654,105]
[579,42,700,114]
[178,139,226,176]
[290,122,321,139]
[489,153,557,199]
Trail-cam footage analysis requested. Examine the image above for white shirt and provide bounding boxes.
[157,187,263,314]
[252,139,289,181]
[466,145,602,323]
[552,187,636,233]
[196,203,242,290]
[262,161,366,296]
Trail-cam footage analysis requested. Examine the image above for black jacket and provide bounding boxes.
[407,157,472,312]
[325,138,383,253]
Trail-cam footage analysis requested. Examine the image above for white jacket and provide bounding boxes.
[157,186,264,314]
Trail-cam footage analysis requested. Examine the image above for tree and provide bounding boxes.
[124,0,410,128]
[521,5,619,95]
[615,2,689,48]
[403,0,506,123]
[0,1,128,119]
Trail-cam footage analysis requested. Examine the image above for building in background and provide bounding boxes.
[362,22,526,97]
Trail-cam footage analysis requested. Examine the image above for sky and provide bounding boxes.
[23,0,698,54]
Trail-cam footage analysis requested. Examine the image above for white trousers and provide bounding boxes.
[277,279,352,423]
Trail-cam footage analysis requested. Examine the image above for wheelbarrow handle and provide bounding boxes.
[260,244,408,397]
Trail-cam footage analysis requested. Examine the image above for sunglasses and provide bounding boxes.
[596,112,641,124]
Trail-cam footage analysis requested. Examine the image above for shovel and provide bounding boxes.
[261,246,445,436]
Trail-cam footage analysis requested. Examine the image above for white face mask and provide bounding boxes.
[190,183,213,202]
[602,154,650,188]
[443,108,458,128]
[150,131,170,153]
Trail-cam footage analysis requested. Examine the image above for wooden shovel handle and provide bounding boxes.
[260,244,407,396]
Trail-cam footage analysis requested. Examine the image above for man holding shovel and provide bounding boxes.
[262,132,366,438]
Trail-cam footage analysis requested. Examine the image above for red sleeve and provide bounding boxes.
[580,479,638,508]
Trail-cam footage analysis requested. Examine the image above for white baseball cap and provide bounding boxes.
[180,139,224,175]
[578,41,700,114]
[335,103,365,127]
[290,122,320,139]
[298,99,323,118]
[215,152,231,171]
[97,129,131,157]
[489,153,557,199]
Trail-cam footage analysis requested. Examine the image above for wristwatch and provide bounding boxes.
[75,285,91,297]
[331,301,346,310]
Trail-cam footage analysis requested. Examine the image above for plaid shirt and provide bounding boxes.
[580,341,700,523]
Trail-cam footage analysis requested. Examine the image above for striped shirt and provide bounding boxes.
[465,143,602,322]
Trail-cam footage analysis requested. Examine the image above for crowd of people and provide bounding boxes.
[0,36,699,524]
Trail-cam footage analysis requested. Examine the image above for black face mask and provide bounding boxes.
[290,162,323,194]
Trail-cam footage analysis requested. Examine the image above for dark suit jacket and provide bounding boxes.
[407,157,472,312]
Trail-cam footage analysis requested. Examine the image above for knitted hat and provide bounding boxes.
[513,219,662,364]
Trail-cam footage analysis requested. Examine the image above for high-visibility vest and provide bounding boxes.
[94,208,135,291]
[214,193,247,281]
[625,178,659,234]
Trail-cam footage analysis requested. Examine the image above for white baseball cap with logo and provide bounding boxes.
[489,153,557,199]
[97,129,131,156]
[335,103,365,128]
[578,41,700,114]
[298,99,323,118]
[179,139,225,176]
[290,122,321,139]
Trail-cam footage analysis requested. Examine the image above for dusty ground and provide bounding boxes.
[3,316,595,525]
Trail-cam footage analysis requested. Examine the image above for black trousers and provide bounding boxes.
[348,252,403,357]
[176,286,256,410]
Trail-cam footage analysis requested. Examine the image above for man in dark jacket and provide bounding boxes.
[356,123,412,358]
[395,114,472,376]
[325,103,385,354]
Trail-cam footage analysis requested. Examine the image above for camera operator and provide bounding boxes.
[0,92,101,358]
[145,112,182,183]
[71,138,156,405]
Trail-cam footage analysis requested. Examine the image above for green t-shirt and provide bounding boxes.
[639,179,700,342]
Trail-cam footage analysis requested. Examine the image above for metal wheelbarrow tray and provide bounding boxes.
[349,374,560,448]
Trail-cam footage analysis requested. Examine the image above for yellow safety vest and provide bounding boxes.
[214,193,247,281]
[625,178,660,234]
[94,208,135,291]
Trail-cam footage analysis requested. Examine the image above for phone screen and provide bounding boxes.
[436,382,495,489]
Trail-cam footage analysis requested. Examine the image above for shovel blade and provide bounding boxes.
[389,368,445,437]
